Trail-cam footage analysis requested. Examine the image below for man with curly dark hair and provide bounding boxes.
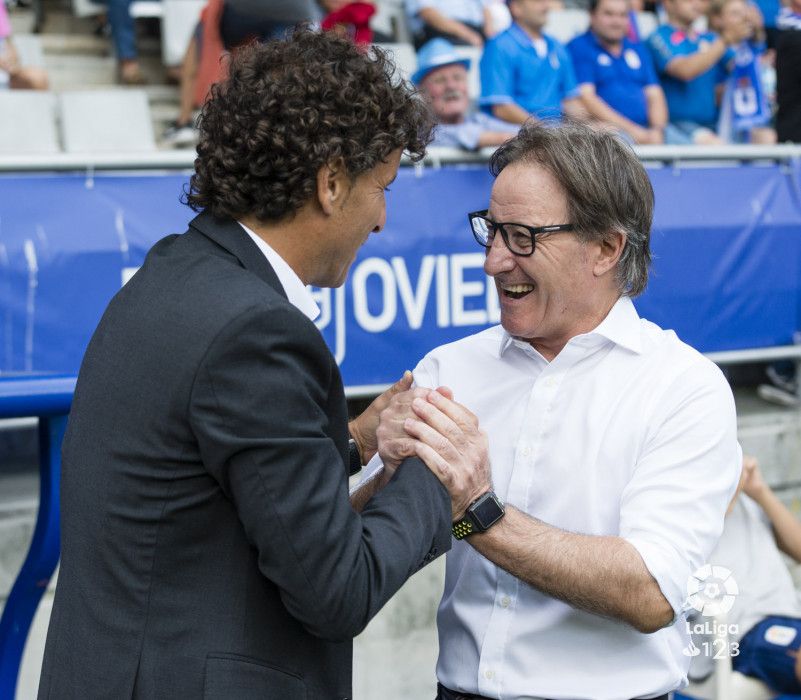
[38,30,470,700]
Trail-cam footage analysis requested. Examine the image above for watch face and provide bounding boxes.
[471,493,504,529]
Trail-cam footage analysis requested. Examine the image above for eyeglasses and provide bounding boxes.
[468,210,575,257]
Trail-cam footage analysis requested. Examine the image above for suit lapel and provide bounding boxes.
[188,210,288,301]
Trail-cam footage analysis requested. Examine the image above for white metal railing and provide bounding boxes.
[0,144,800,173]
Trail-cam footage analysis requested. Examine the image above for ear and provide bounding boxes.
[316,157,349,216]
[593,230,626,277]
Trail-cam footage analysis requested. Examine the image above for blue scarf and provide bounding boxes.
[717,42,770,141]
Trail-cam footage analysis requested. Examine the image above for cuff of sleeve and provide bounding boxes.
[349,454,384,496]
[625,536,687,622]
[479,95,515,107]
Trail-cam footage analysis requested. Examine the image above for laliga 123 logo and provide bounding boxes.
[682,565,741,659]
[686,564,739,616]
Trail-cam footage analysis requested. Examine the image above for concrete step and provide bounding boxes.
[39,32,111,56]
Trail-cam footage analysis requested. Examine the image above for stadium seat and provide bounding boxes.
[71,0,102,19]
[487,3,512,34]
[373,0,413,43]
[12,35,45,69]
[452,46,482,102]
[0,92,60,154]
[162,0,204,66]
[129,0,164,19]
[59,90,156,152]
[374,42,417,83]
[545,9,590,44]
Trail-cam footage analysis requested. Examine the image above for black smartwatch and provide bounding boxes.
[452,491,505,540]
[347,438,362,476]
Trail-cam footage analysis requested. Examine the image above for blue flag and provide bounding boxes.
[717,42,770,141]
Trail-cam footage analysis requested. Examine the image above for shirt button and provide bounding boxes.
[521,446,531,458]
[545,377,556,388]
[500,596,511,608]
[484,669,495,680]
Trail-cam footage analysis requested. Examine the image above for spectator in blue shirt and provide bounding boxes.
[413,38,520,149]
[480,0,585,124]
[647,0,750,143]
[568,0,668,143]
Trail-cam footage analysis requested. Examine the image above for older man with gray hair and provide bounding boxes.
[362,122,742,700]
[413,38,519,151]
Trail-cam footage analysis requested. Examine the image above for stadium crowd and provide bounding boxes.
[4,0,796,147]
[152,0,800,147]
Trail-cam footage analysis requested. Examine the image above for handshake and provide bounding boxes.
[349,371,494,521]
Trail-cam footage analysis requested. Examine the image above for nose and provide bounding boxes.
[373,203,387,233]
[483,231,515,276]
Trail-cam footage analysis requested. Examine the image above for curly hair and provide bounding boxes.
[186,30,434,222]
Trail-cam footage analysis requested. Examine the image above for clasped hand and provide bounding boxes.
[377,387,492,520]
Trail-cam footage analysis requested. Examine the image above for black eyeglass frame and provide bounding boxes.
[468,209,575,257]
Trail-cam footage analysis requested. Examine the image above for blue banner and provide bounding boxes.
[1,162,800,387]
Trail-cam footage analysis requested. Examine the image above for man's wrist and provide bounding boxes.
[453,490,505,540]
[347,422,366,463]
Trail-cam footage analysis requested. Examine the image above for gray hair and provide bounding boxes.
[489,121,653,297]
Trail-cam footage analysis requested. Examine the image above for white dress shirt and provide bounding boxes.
[238,222,319,321]
[362,296,741,700]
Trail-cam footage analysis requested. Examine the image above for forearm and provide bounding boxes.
[562,97,590,121]
[582,91,643,135]
[349,468,385,512]
[646,89,668,129]
[753,488,801,562]
[492,103,532,125]
[666,39,726,80]
[476,130,517,148]
[419,8,478,41]
[469,506,674,633]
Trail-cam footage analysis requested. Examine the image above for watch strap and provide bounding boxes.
[452,490,505,540]
[452,516,476,540]
[347,438,362,476]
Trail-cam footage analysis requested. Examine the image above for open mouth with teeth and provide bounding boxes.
[502,283,535,300]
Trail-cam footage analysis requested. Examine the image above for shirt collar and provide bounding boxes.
[509,22,550,51]
[588,296,643,353]
[238,222,320,322]
[497,295,643,359]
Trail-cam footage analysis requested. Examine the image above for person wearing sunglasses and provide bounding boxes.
[364,121,741,700]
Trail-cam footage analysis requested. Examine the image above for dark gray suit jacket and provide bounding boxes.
[38,212,451,700]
